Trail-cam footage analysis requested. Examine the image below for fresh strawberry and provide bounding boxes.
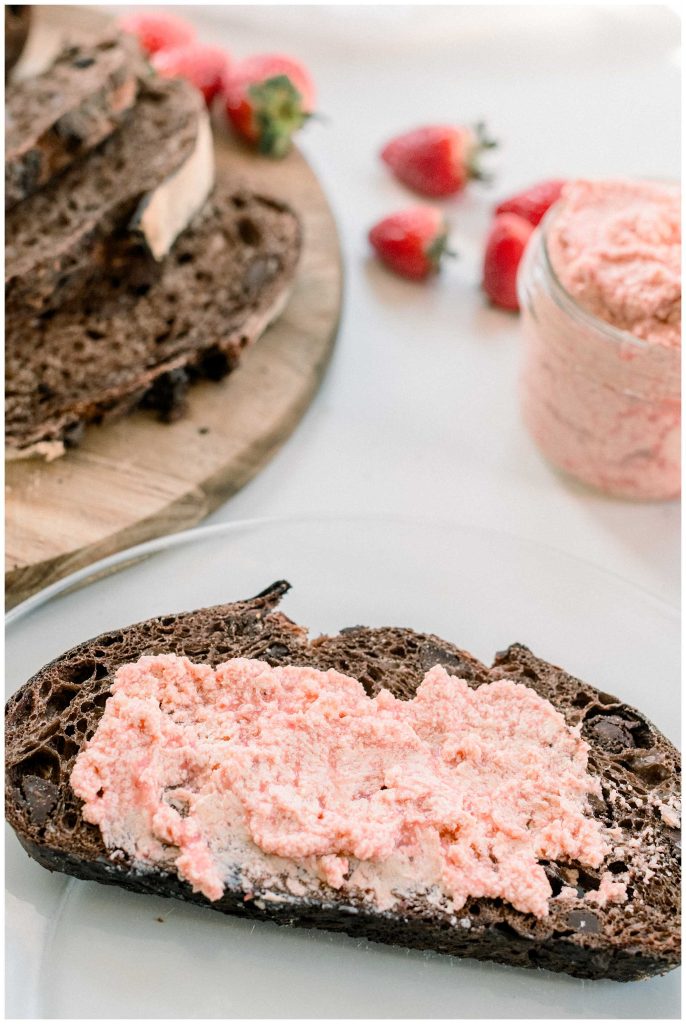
[152,44,230,106]
[495,179,566,226]
[369,207,453,281]
[118,12,196,55]
[381,123,497,198]
[482,213,534,311]
[223,54,315,157]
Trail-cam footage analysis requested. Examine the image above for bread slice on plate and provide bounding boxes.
[5,74,211,316]
[5,583,680,980]
[5,32,141,211]
[6,174,301,460]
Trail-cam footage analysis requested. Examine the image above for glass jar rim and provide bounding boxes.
[538,186,680,352]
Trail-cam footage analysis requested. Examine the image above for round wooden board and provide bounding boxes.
[5,7,342,609]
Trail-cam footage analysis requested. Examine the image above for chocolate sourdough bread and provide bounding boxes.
[5,582,680,981]
[5,33,141,211]
[5,74,207,316]
[5,5,31,78]
[6,174,301,459]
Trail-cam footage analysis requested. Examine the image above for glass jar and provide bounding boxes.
[518,208,681,500]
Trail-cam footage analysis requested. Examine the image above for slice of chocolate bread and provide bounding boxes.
[5,74,210,316]
[5,5,31,79]
[5,583,680,980]
[5,174,301,459]
[5,32,141,211]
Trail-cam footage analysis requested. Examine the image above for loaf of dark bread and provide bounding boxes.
[5,74,204,316]
[5,583,680,980]
[5,5,31,78]
[6,174,301,459]
[5,33,141,211]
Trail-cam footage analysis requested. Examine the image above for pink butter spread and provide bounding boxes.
[547,179,680,347]
[70,654,621,918]
[520,178,681,499]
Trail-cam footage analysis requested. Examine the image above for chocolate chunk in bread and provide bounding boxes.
[5,583,680,980]
[5,175,301,459]
[5,32,141,210]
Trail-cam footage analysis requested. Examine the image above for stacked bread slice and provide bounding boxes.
[4,5,32,79]
[5,26,302,460]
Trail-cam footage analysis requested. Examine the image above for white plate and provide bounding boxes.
[5,515,680,1019]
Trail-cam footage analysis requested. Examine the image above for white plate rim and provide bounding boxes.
[6,511,679,630]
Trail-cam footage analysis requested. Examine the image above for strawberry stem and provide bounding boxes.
[468,121,498,183]
[426,231,457,271]
[248,74,310,158]
[474,120,498,150]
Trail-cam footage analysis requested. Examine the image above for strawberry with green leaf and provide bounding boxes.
[369,207,454,281]
[223,54,316,157]
[381,123,497,198]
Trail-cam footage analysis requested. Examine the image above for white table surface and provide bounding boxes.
[108,4,682,606]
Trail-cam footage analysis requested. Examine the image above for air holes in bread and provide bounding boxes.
[50,735,79,760]
[620,751,671,785]
[596,692,619,706]
[15,748,61,786]
[61,659,99,684]
[63,811,79,831]
[97,633,123,648]
[45,685,80,718]
[238,217,262,246]
[13,691,35,719]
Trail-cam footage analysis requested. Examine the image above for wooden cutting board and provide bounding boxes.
[5,6,342,609]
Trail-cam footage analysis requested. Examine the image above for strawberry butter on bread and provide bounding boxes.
[6,584,680,981]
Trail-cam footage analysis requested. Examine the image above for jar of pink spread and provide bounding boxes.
[518,179,681,500]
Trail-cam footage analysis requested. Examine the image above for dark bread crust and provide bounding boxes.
[5,583,680,980]
[5,33,141,211]
[5,174,301,458]
[5,75,203,316]
[5,5,31,79]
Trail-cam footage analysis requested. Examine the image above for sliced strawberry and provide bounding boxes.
[369,207,453,281]
[381,123,497,198]
[118,12,196,56]
[482,213,534,311]
[223,54,315,157]
[152,44,230,106]
[496,179,566,226]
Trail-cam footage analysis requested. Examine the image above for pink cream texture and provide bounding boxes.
[548,179,680,347]
[520,179,681,499]
[71,654,618,918]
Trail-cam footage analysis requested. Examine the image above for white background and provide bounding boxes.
[112,2,682,607]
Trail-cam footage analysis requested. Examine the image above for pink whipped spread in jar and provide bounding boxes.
[519,178,681,499]
[70,653,623,919]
